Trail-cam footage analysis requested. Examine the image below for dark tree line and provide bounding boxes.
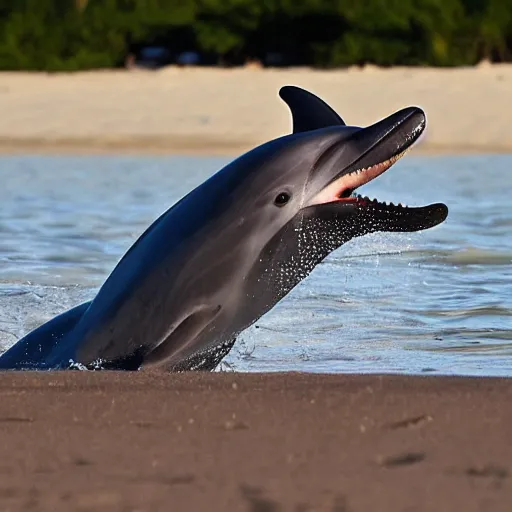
[0,0,511,71]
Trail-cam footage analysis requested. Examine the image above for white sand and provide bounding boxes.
[1,63,511,155]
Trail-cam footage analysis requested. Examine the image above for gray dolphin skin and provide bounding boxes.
[0,86,448,372]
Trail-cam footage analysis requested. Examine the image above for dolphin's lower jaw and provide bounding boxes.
[356,201,448,233]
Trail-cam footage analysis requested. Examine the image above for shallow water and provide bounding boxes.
[0,154,510,376]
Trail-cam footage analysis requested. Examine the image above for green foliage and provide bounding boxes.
[0,0,511,70]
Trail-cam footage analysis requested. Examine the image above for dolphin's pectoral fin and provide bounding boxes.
[279,85,346,133]
[144,305,223,368]
[167,338,237,372]
[0,301,92,370]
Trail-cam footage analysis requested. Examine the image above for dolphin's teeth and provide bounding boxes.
[316,147,413,207]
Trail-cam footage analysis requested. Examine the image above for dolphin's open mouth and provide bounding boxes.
[309,107,425,209]
[311,149,409,206]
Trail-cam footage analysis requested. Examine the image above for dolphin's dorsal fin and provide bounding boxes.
[279,85,346,133]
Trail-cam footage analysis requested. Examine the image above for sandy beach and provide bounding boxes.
[1,63,512,155]
[0,371,509,511]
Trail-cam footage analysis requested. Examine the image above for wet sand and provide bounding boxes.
[1,63,512,156]
[0,371,510,511]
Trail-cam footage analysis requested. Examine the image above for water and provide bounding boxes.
[0,154,510,376]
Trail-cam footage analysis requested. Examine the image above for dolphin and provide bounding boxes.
[0,88,448,372]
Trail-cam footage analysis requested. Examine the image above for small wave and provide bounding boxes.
[428,247,512,266]
[412,305,512,319]
[414,328,512,354]
[431,342,512,355]
[327,246,512,267]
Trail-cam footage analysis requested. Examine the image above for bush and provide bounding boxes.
[0,0,511,70]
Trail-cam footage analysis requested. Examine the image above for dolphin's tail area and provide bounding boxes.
[0,301,91,370]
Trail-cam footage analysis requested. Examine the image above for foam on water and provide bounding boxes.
[0,154,510,376]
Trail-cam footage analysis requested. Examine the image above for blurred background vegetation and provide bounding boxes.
[0,0,511,71]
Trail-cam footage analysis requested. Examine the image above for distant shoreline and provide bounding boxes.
[1,64,512,156]
[1,136,511,157]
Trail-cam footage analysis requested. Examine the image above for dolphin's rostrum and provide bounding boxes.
[0,87,448,372]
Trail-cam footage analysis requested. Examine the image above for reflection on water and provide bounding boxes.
[0,154,510,376]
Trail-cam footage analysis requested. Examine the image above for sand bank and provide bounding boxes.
[0,371,510,511]
[1,64,512,156]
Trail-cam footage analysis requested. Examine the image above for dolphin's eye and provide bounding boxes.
[274,192,291,207]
